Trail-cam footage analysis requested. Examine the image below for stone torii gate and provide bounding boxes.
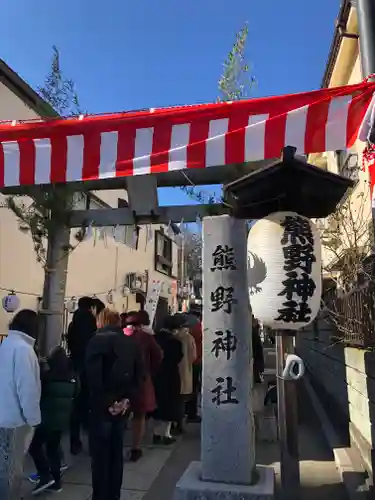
[0,81,372,498]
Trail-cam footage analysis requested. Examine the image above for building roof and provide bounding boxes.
[0,58,58,118]
[321,0,353,88]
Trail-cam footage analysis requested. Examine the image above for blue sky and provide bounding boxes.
[2,0,340,208]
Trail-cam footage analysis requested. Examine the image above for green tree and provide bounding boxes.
[4,46,85,264]
[183,228,202,280]
[2,46,86,352]
[37,45,83,116]
[182,22,255,205]
[218,23,255,101]
[181,24,255,278]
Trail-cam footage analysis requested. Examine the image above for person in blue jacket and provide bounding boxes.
[0,309,41,500]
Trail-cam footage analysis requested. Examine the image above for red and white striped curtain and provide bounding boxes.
[0,80,374,188]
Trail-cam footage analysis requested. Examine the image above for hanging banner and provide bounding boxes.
[0,81,374,188]
[144,279,162,326]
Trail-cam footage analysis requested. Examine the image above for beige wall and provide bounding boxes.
[0,81,178,332]
[0,81,46,329]
[297,319,375,478]
[316,19,372,272]
[303,5,375,480]
[328,7,359,89]
[67,220,178,312]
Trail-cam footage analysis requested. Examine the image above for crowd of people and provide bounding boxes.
[0,297,203,500]
[0,297,266,500]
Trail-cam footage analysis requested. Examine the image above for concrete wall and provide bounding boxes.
[299,4,375,479]
[0,80,179,331]
[296,317,375,479]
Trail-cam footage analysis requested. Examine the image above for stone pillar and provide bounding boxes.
[201,215,255,484]
[174,215,275,500]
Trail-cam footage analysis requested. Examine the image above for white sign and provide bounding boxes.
[145,279,162,326]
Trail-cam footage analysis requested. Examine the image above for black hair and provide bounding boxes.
[78,296,94,310]
[92,298,105,315]
[190,309,202,320]
[126,310,142,326]
[137,310,150,326]
[47,346,74,380]
[163,315,187,331]
[120,312,128,329]
[9,309,39,340]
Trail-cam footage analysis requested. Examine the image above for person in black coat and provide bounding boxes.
[152,316,184,445]
[29,347,77,495]
[252,316,265,384]
[85,309,144,500]
[67,297,104,455]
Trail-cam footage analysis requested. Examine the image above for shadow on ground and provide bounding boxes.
[143,424,201,500]
[146,382,349,500]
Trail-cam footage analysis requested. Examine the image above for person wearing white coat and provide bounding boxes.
[0,309,41,500]
[174,323,197,433]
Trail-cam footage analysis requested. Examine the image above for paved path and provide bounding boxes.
[144,384,348,500]
[21,424,180,500]
[21,383,348,499]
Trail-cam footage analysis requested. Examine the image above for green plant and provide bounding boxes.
[4,46,85,265]
[179,24,255,278]
[4,189,86,264]
[37,45,83,116]
[218,23,256,101]
[183,229,202,280]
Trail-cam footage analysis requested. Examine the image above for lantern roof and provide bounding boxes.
[223,146,354,219]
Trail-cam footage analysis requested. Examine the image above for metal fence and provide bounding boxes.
[324,285,375,348]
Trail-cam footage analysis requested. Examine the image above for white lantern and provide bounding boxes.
[247,211,322,330]
[2,292,20,313]
[66,296,78,313]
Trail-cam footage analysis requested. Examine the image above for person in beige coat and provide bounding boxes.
[174,321,197,434]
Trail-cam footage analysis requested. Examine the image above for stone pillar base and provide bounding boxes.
[174,461,275,500]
